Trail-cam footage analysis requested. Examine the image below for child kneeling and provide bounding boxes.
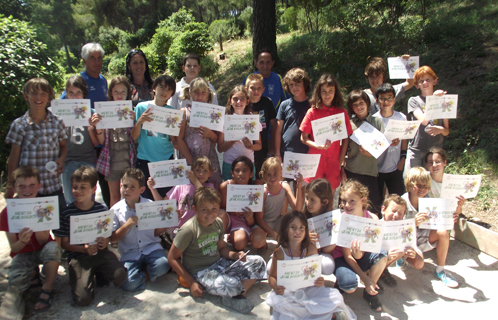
[168,187,266,314]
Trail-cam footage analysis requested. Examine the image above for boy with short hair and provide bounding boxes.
[168,53,219,109]
[110,168,170,292]
[168,187,266,314]
[402,167,462,288]
[373,83,408,208]
[245,74,277,176]
[5,78,68,212]
[379,194,424,287]
[364,55,414,115]
[0,167,61,317]
[53,166,126,306]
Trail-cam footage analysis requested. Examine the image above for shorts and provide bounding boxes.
[416,228,438,252]
[251,217,282,233]
[304,156,341,189]
[227,214,250,235]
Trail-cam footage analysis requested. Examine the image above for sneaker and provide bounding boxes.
[434,269,459,288]
[222,295,254,314]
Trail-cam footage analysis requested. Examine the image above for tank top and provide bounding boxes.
[263,181,287,223]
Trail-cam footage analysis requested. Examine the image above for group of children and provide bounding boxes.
[1,49,463,319]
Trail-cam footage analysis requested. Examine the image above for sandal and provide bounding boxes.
[363,289,382,312]
[380,269,397,287]
[29,269,42,291]
[33,289,53,313]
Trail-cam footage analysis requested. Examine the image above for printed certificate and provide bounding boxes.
[307,209,341,249]
[277,255,322,291]
[418,198,457,230]
[350,121,390,159]
[136,200,179,231]
[6,196,59,233]
[189,102,226,132]
[388,56,419,79]
[424,95,458,120]
[336,214,385,253]
[282,152,320,179]
[226,185,265,212]
[311,113,348,145]
[51,99,91,127]
[383,120,421,141]
[142,104,183,136]
[223,114,260,141]
[70,210,114,245]
[440,174,482,199]
[381,219,417,252]
[95,100,134,129]
[148,159,190,188]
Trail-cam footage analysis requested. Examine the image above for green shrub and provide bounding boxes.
[282,6,299,31]
[209,20,239,50]
[107,52,128,75]
[239,6,253,36]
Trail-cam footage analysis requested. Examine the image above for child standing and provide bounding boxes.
[176,77,222,189]
[363,55,414,115]
[266,210,355,320]
[300,74,353,197]
[110,168,170,291]
[250,157,304,250]
[0,167,61,317]
[343,90,385,215]
[334,180,387,312]
[245,73,277,176]
[404,66,450,177]
[6,78,68,212]
[372,83,408,207]
[219,156,257,251]
[402,167,463,287]
[94,76,137,207]
[53,166,126,306]
[217,86,262,181]
[131,75,176,200]
[168,187,266,314]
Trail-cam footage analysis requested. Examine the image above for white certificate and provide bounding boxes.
[70,210,114,245]
[350,121,391,159]
[424,95,458,120]
[6,196,59,233]
[418,198,457,230]
[136,200,179,231]
[51,99,91,127]
[226,185,264,212]
[383,120,421,141]
[223,114,260,141]
[282,152,321,179]
[277,255,322,291]
[148,159,190,188]
[189,101,226,132]
[381,219,417,252]
[311,113,348,145]
[307,209,341,249]
[142,104,183,136]
[441,174,482,199]
[336,214,385,253]
[95,100,134,129]
[387,56,419,79]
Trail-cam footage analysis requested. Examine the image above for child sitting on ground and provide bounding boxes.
[0,167,61,317]
[53,166,126,306]
[110,168,170,291]
[168,187,266,314]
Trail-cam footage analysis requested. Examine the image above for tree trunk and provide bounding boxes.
[58,21,73,73]
[219,34,224,52]
[252,0,277,64]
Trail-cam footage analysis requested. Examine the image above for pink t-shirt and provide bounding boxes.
[332,210,373,259]
[167,182,214,227]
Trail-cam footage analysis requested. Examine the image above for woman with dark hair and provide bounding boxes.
[125,49,154,106]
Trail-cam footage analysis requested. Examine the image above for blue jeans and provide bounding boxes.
[334,250,387,291]
[120,249,170,292]
[62,161,95,205]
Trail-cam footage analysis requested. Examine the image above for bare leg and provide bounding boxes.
[241,279,257,296]
[250,228,267,249]
[369,257,387,283]
[109,180,121,208]
[430,230,450,266]
[232,230,249,251]
[34,261,59,311]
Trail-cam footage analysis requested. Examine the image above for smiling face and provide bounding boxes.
[25,89,49,111]
[255,52,274,78]
[246,79,265,103]
[191,88,209,103]
[377,92,395,114]
[111,83,128,101]
[83,51,103,78]
[230,92,249,115]
[231,161,252,184]
[382,201,406,221]
[66,85,84,99]
[128,54,146,80]
[15,177,41,199]
[426,153,447,179]
[320,84,336,107]
[264,167,282,186]
[194,200,220,227]
[412,182,429,198]
[351,98,369,119]
[72,181,97,205]
[193,164,213,184]
[415,75,437,96]
[340,190,366,216]
[287,217,306,244]
[121,177,145,203]
[368,73,384,92]
[289,80,305,99]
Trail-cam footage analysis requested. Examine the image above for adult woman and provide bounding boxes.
[125,49,154,106]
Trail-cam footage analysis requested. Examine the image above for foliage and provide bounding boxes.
[209,19,240,51]
[56,49,80,74]
[107,52,128,75]
[158,7,195,31]
[97,26,130,56]
[146,26,177,74]
[281,6,299,32]
[0,15,63,174]
[239,6,253,36]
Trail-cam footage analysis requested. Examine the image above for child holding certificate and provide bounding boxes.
[333,180,387,312]
[402,167,463,288]
[267,210,355,320]
[250,157,304,251]
[218,86,262,180]
[220,156,257,250]
[176,77,222,189]
[0,167,61,316]
[94,76,136,207]
[299,74,352,198]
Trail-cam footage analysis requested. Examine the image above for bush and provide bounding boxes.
[239,6,253,36]
[0,16,63,175]
[281,6,299,32]
[209,20,240,50]
[148,26,177,74]
[107,52,128,76]
[56,48,80,74]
